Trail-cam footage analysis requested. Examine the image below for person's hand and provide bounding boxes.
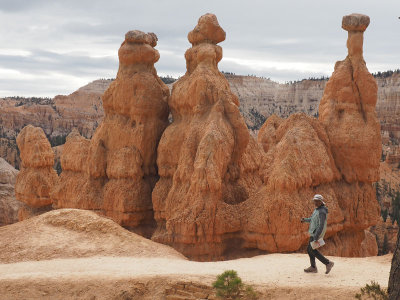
[301,218,305,223]
[314,240,320,247]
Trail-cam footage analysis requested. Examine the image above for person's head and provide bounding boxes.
[312,194,325,207]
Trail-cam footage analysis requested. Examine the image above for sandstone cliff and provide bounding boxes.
[0,80,106,169]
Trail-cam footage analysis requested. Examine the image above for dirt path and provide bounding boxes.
[0,253,392,299]
[0,210,392,299]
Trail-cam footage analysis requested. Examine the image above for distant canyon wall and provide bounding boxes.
[0,71,399,171]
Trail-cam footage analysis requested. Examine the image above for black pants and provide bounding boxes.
[307,237,329,268]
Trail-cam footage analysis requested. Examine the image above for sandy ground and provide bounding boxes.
[0,209,393,299]
[0,253,392,299]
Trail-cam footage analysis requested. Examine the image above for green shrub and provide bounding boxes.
[213,270,258,299]
[355,281,388,300]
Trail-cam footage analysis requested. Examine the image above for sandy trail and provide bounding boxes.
[0,254,391,288]
[0,210,393,299]
[0,253,392,299]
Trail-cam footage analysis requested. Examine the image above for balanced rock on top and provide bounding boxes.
[319,13,381,183]
[52,30,169,237]
[152,13,252,260]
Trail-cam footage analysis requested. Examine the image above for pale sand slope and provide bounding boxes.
[0,209,392,299]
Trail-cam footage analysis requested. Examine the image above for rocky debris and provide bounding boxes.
[52,31,169,237]
[14,125,58,220]
[0,158,22,226]
[164,282,216,300]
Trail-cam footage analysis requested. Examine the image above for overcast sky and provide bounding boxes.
[0,0,398,97]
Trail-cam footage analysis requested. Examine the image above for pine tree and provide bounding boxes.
[388,229,400,299]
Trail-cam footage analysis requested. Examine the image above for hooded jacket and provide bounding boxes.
[303,205,328,241]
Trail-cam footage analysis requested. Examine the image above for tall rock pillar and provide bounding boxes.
[52,31,169,237]
[152,14,251,260]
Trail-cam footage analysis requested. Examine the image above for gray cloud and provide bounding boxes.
[0,0,398,96]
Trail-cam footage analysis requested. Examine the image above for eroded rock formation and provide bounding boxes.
[152,14,255,259]
[319,14,381,183]
[15,125,58,220]
[13,13,381,260]
[52,30,169,237]
[152,13,380,260]
[0,80,106,169]
[0,158,22,226]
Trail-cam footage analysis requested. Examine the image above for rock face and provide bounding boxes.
[227,75,325,130]
[10,13,381,260]
[14,125,58,220]
[319,13,381,183]
[1,71,399,172]
[52,31,169,237]
[151,13,380,260]
[314,13,381,255]
[0,80,106,169]
[152,14,256,259]
[0,158,22,226]
[369,218,399,254]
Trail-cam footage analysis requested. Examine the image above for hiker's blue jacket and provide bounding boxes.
[303,205,328,241]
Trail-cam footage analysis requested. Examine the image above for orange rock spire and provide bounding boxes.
[52,30,169,236]
[152,13,252,260]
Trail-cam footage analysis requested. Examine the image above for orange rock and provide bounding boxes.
[12,13,382,260]
[152,14,252,260]
[244,14,380,257]
[152,13,381,260]
[259,113,340,191]
[51,130,92,210]
[15,125,58,218]
[53,31,169,236]
[319,13,381,183]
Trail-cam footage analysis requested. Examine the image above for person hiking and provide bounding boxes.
[301,194,334,274]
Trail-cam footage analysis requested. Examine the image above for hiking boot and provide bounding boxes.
[325,261,334,274]
[304,266,318,273]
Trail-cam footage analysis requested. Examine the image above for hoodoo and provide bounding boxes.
[14,13,381,261]
[152,13,253,260]
[51,30,169,237]
[15,125,58,220]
